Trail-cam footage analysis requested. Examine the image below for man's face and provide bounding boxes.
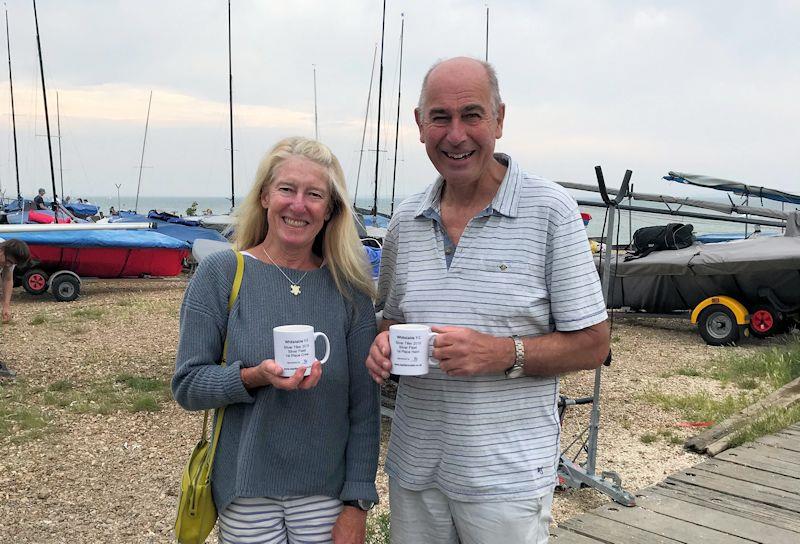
[415,59,505,188]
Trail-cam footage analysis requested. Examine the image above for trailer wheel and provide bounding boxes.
[698,304,740,346]
[22,268,49,295]
[51,275,80,302]
[749,305,783,338]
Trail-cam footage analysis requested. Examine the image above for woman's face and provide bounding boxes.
[260,156,333,253]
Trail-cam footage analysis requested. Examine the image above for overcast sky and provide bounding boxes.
[1,0,798,208]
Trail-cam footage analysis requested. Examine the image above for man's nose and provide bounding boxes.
[446,118,467,145]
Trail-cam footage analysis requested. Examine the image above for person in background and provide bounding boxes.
[365,57,610,544]
[109,206,117,216]
[33,188,47,210]
[1,239,30,324]
[173,136,380,544]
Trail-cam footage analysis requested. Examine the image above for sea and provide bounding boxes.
[82,194,793,245]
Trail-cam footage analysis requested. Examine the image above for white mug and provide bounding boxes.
[273,325,330,377]
[389,324,439,376]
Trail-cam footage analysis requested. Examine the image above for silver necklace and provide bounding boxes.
[262,247,311,296]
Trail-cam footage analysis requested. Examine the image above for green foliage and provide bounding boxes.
[711,342,800,389]
[186,201,199,216]
[71,307,105,320]
[640,433,657,444]
[728,403,800,449]
[115,374,168,393]
[48,380,74,392]
[366,511,391,544]
[0,381,51,443]
[130,395,160,412]
[639,390,752,423]
[41,375,170,414]
[29,313,48,325]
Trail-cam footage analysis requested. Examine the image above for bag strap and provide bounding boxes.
[199,250,244,465]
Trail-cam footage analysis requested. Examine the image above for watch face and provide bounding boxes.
[357,499,376,511]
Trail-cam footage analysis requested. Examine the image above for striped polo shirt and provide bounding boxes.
[377,154,607,502]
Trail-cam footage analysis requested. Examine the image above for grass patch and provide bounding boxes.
[366,510,390,544]
[29,313,48,325]
[675,366,703,377]
[48,380,74,392]
[728,403,800,449]
[71,307,105,320]
[640,390,752,423]
[0,381,51,443]
[41,375,171,414]
[640,433,657,444]
[711,342,800,389]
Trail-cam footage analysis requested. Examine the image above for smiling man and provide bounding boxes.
[365,57,610,543]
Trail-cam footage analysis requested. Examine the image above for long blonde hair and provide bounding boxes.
[232,137,375,299]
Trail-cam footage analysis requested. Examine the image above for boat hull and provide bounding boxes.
[27,244,187,278]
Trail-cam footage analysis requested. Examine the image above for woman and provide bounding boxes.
[173,137,379,544]
[0,239,31,323]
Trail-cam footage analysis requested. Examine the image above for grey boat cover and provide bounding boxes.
[601,214,800,312]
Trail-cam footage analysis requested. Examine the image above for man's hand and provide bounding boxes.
[365,331,392,384]
[241,359,323,391]
[431,326,513,377]
[331,506,367,544]
[1,307,10,323]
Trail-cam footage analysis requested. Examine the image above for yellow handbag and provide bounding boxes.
[175,250,244,544]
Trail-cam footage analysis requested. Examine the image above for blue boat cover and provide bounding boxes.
[5,229,190,249]
[364,246,381,279]
[110,212,227,246]
[65,202,100,217]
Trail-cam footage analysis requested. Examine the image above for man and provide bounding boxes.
[33,188,47,210]
[0,239,31,323]
[365,57,610,544]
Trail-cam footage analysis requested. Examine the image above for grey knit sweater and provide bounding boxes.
[172,250,380,513]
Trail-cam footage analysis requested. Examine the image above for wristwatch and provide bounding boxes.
[343,499,376,511]
[505,335,525,378]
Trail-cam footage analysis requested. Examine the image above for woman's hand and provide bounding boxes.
[240,359,323,391]
[331,506,367,544]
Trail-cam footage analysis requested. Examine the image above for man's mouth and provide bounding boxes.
[443,150,475,160]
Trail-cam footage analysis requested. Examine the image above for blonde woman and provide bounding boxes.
[173,137,379,543]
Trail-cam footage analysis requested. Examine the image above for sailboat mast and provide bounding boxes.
[56,91,63,198]
[227,0,235,209]
[485,5,489,61]
[352,44,378,208]
[371,0,387,217]
[32,0,58,217]
[4,9,20,200]
[389,13,404,216]
[313,64,319,140]
[134,90,153,213]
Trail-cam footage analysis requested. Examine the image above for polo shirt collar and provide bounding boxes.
[414,153,523,219]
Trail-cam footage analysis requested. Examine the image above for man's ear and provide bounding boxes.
[415,108,425,143]
[495,103,506,139]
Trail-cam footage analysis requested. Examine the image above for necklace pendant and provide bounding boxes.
[290,284,301,296]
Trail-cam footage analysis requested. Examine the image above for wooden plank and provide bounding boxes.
[560,512,682,544]
[692,459,800,494]
[717,446,800,479]
[591,501,753,544]
[667,469,800,513]
[725,441,800,464]
[778,427,800,437]
[651,481,800,533]
[632,487,799,544]
[756,433,800,453]
[788,422,800,433]
[550,527,606,543]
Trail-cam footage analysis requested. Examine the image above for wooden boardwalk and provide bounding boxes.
[552,423,800,543]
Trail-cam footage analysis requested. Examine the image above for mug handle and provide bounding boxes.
[428,332,439,367]
[315,332,331,364]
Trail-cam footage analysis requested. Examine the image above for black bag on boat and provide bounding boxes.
[625,223,694,261]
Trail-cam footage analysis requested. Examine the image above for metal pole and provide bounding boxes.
[485,5,489,62]
[353,44,378,208]
[115,183,121,210]
[372,0,387,217]
[56,91,64,198]
[313,64,319,140]
[134,90,153,213]
[227,0,235,209]
[390,14,404,216]
[5,9,21,201]
[31,0,58,219]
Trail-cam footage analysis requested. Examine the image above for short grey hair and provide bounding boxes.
[417,58,502,120]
